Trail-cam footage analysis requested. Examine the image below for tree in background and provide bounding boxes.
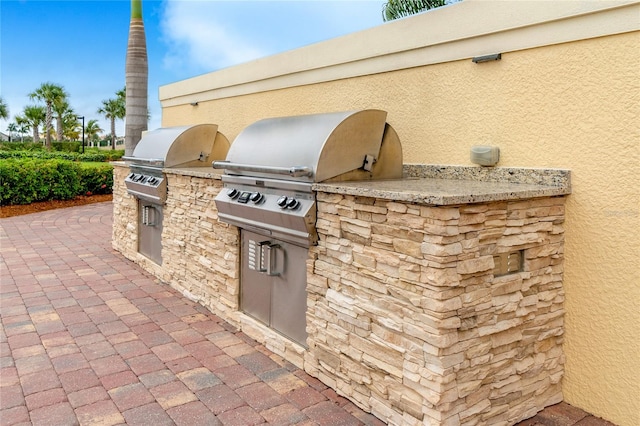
[125,0,148,156]
[382,0,448,21]
[98,90,125,150]
[62,110,83,141]
[53,98,74,141]
[7,123,18,141]
[0,97,8,120]
[15,116,30,142]
[22,105,46,144]
[29,82,68,149]
[85,119,104,147]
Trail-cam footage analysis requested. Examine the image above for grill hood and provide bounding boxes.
[214,109,402,183]
[124,124,229,169]
[123,124,229,204]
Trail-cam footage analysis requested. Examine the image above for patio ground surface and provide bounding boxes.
[0,201,615,425]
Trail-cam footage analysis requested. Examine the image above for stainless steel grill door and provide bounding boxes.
[241,230,308,346]
[138,200,163,264]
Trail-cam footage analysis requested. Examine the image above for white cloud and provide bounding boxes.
[159,0,386,75]
[161,1,269,73]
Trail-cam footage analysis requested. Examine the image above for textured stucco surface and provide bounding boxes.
[160,31,639,425]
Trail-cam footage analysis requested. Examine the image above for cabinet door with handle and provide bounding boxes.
[240,230,308,347]
[271,239,308,347]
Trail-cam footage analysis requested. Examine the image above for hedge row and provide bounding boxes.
[2,141,88,153]
[0,159,113,205]
[0,150,125,162]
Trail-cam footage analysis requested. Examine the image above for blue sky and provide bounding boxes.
[1,0,387,138]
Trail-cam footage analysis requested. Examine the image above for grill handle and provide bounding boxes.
[213,161,313,178]
[257,241,280,276]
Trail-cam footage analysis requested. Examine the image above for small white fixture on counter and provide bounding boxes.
[471,145,500,166]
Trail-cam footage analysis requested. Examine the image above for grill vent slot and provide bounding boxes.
[493,250,524,276]
[142,205,156,226]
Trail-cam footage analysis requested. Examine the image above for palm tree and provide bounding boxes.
[15,116,30,142]
[85,119,103,147]
[0,97,8,120]
[98,94,125,150]
[7,123,18,142]
[125,0,148,156]
[53,99,73,141]
[382,0,448,21]
[62,111,82,141]
[29,82,68,149]
[22,105,46,144]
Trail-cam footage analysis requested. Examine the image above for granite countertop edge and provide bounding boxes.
[313,164,571,206]
[312,179,570,205]
[112,162,224,179]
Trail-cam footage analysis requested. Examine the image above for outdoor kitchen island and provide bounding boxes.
[112,163,571,426]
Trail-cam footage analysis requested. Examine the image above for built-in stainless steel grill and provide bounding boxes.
[124,124,229,264]
[124,124,229,203]
[213,109,402,247]
[213,109,402,346]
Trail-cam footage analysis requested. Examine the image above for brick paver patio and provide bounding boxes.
[0,202,614,425]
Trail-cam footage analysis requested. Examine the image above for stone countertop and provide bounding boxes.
[115,161,571,205]
[113,162,224,179]
[313,165,571,206]
[165,167,224,179]
[313,178,569,205]
[112,162,223,179]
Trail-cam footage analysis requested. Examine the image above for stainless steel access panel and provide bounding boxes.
[241,229,308,346]
[138,200,163,264]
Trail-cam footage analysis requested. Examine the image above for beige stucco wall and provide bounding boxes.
[158,2,639,424]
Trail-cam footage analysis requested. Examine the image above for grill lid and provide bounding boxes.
[125,124,229,168]
[215,109,401,183]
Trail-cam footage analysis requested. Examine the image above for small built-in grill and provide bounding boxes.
[124,124,229,203]
[123,124,229,264]
[213,109,402,346]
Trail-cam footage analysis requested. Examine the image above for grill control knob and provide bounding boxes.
[250,192,263,203]
[226,188,239,199]
[277,196,288,208]
[286,198,300,209]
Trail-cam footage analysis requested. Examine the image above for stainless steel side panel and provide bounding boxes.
[241,230,308,347]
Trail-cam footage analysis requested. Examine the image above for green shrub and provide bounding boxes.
[0,159,80,205]
[77,152,107,162]
[83,148,125,161]
[0,142,44,151]
[0,150,115,163]
[52,141,82,152]
[78,163,114,195]
[104,149,125,161]
[0,159,113,205]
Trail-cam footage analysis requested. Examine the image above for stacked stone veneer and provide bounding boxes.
[112,164,567,426]
[305,192,566,426]
[112,165,240,321]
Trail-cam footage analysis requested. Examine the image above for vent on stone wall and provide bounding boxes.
[493,250,524,276]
